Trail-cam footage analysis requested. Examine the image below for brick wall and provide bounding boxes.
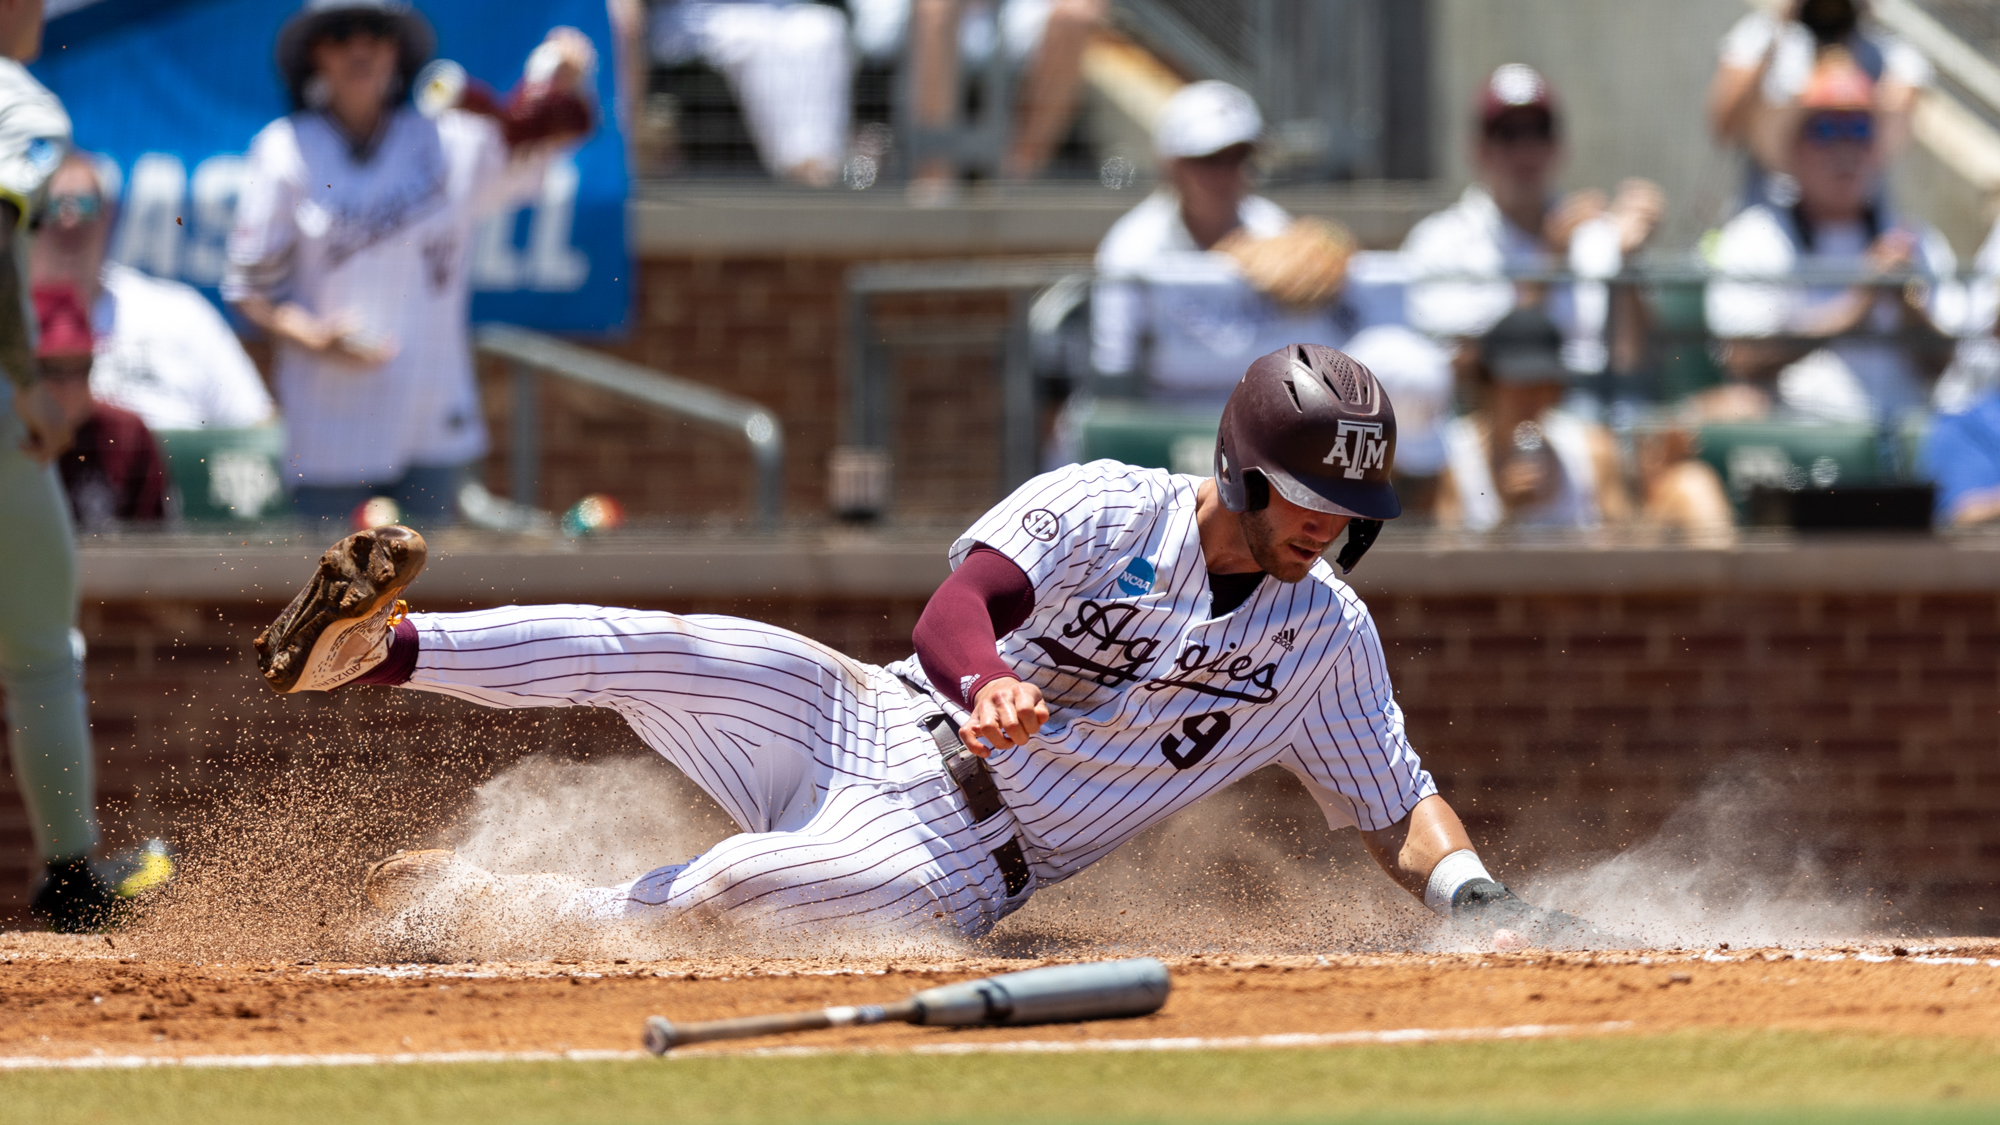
[3,586,1996,935]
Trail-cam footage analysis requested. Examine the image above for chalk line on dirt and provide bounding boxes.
[0,1021,1636,1071]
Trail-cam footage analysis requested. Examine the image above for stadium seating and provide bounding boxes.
[154,425,289,523]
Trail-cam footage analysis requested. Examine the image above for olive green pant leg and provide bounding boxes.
[0,383,97,862]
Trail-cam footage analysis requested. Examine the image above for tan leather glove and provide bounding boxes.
[1214,217,1356,310]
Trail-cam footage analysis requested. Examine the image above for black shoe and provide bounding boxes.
[254,525,427,693]
[30,857,129,934]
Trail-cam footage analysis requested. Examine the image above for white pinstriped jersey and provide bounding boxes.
[223,107,548,485]
[886,460,1437,886]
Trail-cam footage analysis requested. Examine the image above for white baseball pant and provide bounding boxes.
[402,605,1032,939]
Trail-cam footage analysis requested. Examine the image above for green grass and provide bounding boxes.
[2,1030,1995,1125]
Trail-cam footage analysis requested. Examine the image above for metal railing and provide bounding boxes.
[475,324,785,530]
[845,258,1090,497]
[843,256,1991,513]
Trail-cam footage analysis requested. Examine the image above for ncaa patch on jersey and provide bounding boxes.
[1114,557,1156,597]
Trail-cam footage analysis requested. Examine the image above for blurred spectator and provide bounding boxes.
[1403,64,1663,387]
[1085,80,1451,497]
[1708,0,1928,211]
[1704,52,1955,424]
[1436,308,1630,530]
[1092,83,1334,399]
[1634,425,1738,541]
[1343,323,1454,513]
[651,1,851,186]
[223,1,595,527]
[880,0,1106,196]
[1918,388,2000,526]
[34,285,166,530]
[1437,308,1733,537]
[30,153,274,432]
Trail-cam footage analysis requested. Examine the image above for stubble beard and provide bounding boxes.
[1241,507,1320,584]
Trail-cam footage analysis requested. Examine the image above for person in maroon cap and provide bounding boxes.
[34,284,168,531]
[1402,63,1663,382]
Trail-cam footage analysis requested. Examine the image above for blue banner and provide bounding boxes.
[34,0,630,334]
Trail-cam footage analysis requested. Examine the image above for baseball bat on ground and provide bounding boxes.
[642,957,1170,1054]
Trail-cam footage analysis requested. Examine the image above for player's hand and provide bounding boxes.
[527,27,597,95]
[272,306,398,369]
[12,380,74,464]
[1543,188,1606,254]
[960,677,1049,759]
[1866,228,1918,278]
[1608,178,1665,255]
[1496,455,1547,505]
[1449,878,1634,951]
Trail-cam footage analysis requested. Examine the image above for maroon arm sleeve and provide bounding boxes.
[913,545,1037,709]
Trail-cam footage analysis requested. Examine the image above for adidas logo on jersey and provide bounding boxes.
[960,674,980,699]
[1270,628,1297,652]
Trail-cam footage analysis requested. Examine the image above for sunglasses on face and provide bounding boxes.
[1186,144,1254,169]
[47,192,102,225]
[1484,119,1553,145]
[1802,113,1873,146]
[36,357,92,381]
[318,14,397,45]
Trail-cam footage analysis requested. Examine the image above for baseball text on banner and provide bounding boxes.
[32,0,629,334]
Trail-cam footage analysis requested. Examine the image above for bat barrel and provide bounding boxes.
[911,957,1171,1027]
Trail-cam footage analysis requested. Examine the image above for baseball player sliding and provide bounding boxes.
[254,344,1610,949]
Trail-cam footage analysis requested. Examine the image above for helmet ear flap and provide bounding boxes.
[1242,469,1270,512]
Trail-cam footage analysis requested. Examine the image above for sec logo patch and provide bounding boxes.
[1021,509,1059,542]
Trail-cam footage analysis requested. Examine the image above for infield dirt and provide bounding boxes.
[4,939,1999,1062]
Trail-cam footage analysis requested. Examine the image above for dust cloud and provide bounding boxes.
[128,732,1889,963]
[1518,769,1875,949]
[451,755,731,888]
[987,784,1434,957]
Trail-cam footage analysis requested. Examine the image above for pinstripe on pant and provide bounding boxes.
[404,605,1032,939]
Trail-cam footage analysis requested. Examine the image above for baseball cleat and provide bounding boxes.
[254,525,426,693]
[363,848,490,913]
[30,857,129,934]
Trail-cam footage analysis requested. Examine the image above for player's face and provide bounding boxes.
[1240,490,1350,583]
[312,28,400,113]
[37,354,92,429]
[1475,109,1558,208]
[1793,111,1876,221]
[1169,145,1252,241]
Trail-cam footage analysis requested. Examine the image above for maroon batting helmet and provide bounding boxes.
[1215,343,1401,520]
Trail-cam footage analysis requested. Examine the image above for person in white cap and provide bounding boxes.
[1089,82,1391,407]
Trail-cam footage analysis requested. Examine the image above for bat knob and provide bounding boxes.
[642,1016,678,1056]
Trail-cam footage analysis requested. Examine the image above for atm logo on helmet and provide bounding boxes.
[1322,420,1387,480]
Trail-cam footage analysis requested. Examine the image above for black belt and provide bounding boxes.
[898,676,1032,897]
